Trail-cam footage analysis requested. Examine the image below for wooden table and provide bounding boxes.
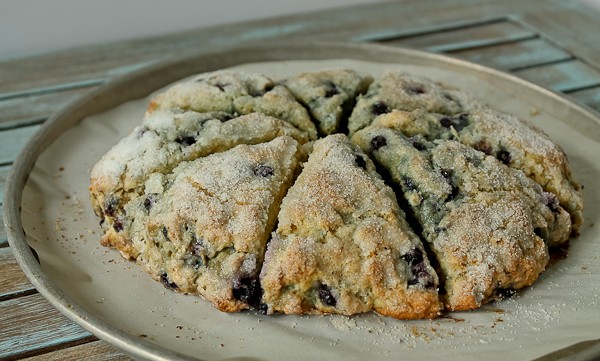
[2,1,599,359]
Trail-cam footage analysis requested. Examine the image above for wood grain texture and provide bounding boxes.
[513,60,600,92]
[20,340,132,361]
[0,86,97,128]
[378,20,535,52]
[0,247,36,301]
[0,293,93,360]
[0,0,545,96]
[450,38,572,70]
[0,125,40,165]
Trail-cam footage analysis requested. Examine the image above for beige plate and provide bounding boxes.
[4,42,600,361]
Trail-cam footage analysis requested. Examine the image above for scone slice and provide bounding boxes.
[90,110,309,257]
[352,127,570,310]
[370,107,583,237]
[347,70,477,135]
[280,68,373,135]
[147,70,318,140]
[260,134,442,319]
[125,136,301,312]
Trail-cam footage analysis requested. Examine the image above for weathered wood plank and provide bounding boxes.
[517,1,600,70]
[0,0,546,96]
[378,20,536,52]
[0,124,40,165]
[568,86,600,113]
[450,38,572,70]
[20,340,131,361]
[0,86,97,128]
[0,164,12,205]
[1,208,7,248]
[0,247,36,301]
[512,60,600,92]
[0,293,93,360]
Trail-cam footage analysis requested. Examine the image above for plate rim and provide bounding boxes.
[4,41,600,361]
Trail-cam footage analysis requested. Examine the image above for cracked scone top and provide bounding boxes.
[91,67,582,319]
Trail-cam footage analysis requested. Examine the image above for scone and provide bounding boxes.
[280,68,373,135]
[147,70,318,140]
[369,108,583,236]
[122,136,301,312]
[90,110,310,257]
[352,126,571,310]
[259,134,442,319]
[347,71,478,135]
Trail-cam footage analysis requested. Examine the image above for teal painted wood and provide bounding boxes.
[0,124,40,165]
[513,60,600,92]
[0,207,6,248]
[450,38,573,70]
[0,293,94,359]
[376,20,536,52]
[0,164,12,205]
[568,86,600,113]
[0,247,36,300]
[0,86,97,129]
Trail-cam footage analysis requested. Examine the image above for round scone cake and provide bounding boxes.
[90,68,582,319]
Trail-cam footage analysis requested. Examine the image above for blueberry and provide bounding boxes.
[370,101,391,115]
[454,113,470,131]
[143,194,157,212]
[406,84,426,95]
[495,287,516,299]
[439,116,453,128]
[324,81,340,97]
[253,164,274,177]
[402,176,417,191]
[401,247,424,266]
[534,227,543,238]
[160,273,178,290]
[440,169,453,179]
[474,140,493,155]
[446,186,459,202]
[103,198,119,217]
[232,276,262,307]
[318,283,337,307]
[176,135,196,147]
[370,135,387,150]
[162,226,169,240]
[354,154,367,169]
[542,192,560,213]
[412,141,426,151]
[113,219,124,232]
[496,149,511,165]
[191,236,203,256]
[258,303,269,315]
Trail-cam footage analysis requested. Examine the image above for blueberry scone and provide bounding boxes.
[121,136,301,311]
[369,108,583,236]
[147,70,318,140]
[352,126,571,310]
[259,134,442,319]
[347,71,479,135]
[280,68,373,135]
[90,110,310,256]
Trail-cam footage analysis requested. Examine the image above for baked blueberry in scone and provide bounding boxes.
[347,70,479,135]
[122,136,301,312]
[147,70,318,140]
[259,134,442,319]
[280,68,373,135]
[352,126,571,310]
[369,107,583,237]
[90,110,310,258]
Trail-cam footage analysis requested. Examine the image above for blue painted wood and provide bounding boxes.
[0,293,93,359]
[513,60,600,92]
[0,124,40,166]
[450,38,573,70]
[568,86,600,113]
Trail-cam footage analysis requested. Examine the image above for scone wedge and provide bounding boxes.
[260,134,442,319]
[123,136,301,312]
[352,126,571,310]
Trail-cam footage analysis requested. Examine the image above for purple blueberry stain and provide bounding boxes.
[354,154,367,170]
[405,84,426,95]
[143,194,157,212]
[496,149,511,165]
[161,273,178,290]
[232,275,262,307]
[542,192,560,212]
